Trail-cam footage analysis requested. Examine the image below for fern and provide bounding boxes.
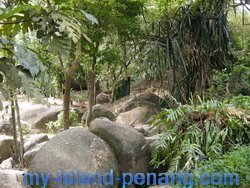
[150,96,249,172]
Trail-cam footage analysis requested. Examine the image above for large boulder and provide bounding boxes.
[110,93,167,116]
[0,170,25,188]
[89,118,151,174]
[96,93,110,104]
[24,142,46,167]
[81,104,116,124]
[24,133,49,151]
[0,119,12,135]
[0,135,15,161]
[116,106,158,126]
[20,104,63,132]
[29,127,119,187]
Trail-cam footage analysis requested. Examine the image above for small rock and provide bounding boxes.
[96,93,110,104]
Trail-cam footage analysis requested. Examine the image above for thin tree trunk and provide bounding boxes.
[10,92,18,153]
[14,94,24,168]
[63,42,82,130]
[86,71,95,126]
[86,42,99,126]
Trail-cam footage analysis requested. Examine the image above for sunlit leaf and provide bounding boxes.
[81,10,99,25]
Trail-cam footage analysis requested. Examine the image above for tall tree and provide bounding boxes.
[0,1,46,166]
[77,0,145,125]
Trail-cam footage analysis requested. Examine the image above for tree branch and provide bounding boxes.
[0,19,31,25]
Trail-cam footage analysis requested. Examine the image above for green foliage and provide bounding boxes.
[15,44,46,77]
[228,7,250,50]
[150,97,250,171]
[20,124,30,135]
[193,145,250,187]
[231,95,250,110]
[46,109,78,133]
[145,0,236,102]
[0,4,41,36]
[71,91,88,104]
[210,62,250,98]
[0,37,46,102]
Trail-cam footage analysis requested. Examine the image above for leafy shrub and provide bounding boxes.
[193,146,250,187]
[210,64,250,98]
[46,109,78,133]
[231,95,250,110]
[21,124,30,135]
[150,97,250,172]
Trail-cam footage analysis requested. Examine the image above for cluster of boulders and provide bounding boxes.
[0,92,171,187]
[0,133,50,187]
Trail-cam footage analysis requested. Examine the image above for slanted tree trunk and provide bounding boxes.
[14,94,24,168]
[63,42,82,130]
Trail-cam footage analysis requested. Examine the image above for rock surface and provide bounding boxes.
[0,120,12,135]
[0,92,5,101]
[96,93,110,104]
[90,118,151,174]
[24,142,46,167]
[0,170,25,188]
[133,124,151,135]
[20,104,63,132]
[0,135,15,161]
[110,93,167,116]
[116,106,158,126]
[24,133,49,151]
[81,104,116,124]
[0,157,13,169]
[29,127,119,187]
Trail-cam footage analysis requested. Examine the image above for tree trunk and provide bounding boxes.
[86,42,99,126]
[14,94,24,168]
[10,92,18,153]
[86,71,95,126]
[63,42,82,130]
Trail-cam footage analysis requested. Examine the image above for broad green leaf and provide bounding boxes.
[14,45,45,77]
[0,4,40,21]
